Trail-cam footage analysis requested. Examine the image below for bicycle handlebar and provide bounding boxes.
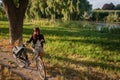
[22,42,29,47]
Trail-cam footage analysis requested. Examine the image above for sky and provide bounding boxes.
[88,0,120,9]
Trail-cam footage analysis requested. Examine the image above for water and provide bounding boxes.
[97,22,120,31]
[86,22,120,34]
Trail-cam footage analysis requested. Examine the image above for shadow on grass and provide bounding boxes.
[0,27,9,35]
[1,24,120,79]
[45,53,120,72]
[41,28,120,53]
[47,37,120,52]
[1,27,120,52]
[44,53,120,80]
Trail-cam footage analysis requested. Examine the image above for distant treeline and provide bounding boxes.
[91,10,120,23]
[91,2,120,23]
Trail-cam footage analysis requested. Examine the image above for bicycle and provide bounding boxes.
[12,42,46,80]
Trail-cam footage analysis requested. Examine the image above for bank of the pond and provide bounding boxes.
[79,21,120,34]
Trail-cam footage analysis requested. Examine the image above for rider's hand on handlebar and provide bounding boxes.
[40,39,45,43]
[24,42,29,46]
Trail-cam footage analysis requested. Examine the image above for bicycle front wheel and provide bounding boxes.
[13,54,26,68]
[16,58,26,68]
[36,57,46,80]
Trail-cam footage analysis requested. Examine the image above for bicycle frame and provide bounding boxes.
[12,44,29,68]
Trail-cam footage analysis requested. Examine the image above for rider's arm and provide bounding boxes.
[27,35,33,43]
[40,34,45,43]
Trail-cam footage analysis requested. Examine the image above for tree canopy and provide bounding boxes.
[115,4,120,10]
[25,0,92,21]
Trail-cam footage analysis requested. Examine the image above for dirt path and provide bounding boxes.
[0,50,57,80]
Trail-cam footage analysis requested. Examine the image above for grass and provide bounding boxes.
[0,21,120,80]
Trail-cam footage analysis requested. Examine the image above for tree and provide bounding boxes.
[25,0,92,21]
[26,0,47,21]
[2,0,28,45]
[115,4,120,10]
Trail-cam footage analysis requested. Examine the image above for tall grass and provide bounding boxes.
[0,21,120,80]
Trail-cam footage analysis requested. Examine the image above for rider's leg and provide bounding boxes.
[23,49,29,61]
[39,51,43,59]
[39,47,44,59]
[23,50,30,65]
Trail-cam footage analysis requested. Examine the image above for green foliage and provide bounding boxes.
[92,10,120,22]
[115,4,120,10]
[105,12,119,23]
[25,0,92,21]
[0,4,7,21]
[25,0,47,21]
[82,11,92,20]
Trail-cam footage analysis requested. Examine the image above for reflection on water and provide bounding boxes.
[0,64,22,80]
[88,22,120,34]
[97,23,120,30]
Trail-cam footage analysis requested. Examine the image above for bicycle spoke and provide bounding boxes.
[37,58,46,80]
[16,58,25,68]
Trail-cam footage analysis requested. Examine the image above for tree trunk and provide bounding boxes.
[2,0,28,45]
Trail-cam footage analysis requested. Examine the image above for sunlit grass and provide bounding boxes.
[0,21,120,79]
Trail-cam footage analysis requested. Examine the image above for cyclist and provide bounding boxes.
[27,27,45,59]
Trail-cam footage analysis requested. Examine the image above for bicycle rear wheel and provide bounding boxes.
[36,57,46,80]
